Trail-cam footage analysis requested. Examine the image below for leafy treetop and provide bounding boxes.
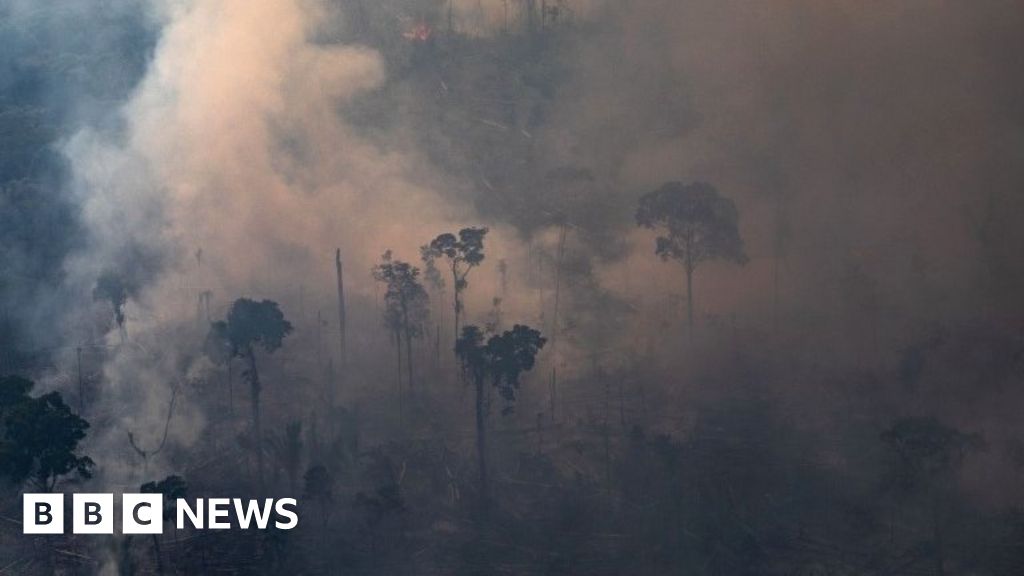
[635,181,747,270]
[0,375,94,491]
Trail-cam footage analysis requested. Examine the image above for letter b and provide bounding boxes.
[73,494,113,534]
[23,494,63,534]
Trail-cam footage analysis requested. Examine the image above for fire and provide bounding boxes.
[403,22,432,42]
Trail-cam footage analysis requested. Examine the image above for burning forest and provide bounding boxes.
[2,0,1024,574]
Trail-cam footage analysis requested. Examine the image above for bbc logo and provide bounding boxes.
[24,493,163,535]
[23,494,299,534]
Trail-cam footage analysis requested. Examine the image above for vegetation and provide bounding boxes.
[207,298,293,489]
[456,324,546,511]
[636,181,748,333]
[0,376,93,491]
[422,227,488,349]
[0,2,1021,575]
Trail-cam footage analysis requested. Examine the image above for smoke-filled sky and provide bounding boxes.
[1,0,1018,346]
[2,0,1023,495]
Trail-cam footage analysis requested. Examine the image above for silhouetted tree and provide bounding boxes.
[267,420,303,494]
[204,320,236,416]
[882,417,984,576]
[373,251,430,389]
[304,464,334,533]
[456,324,545,512]
[423,227,488,348]
[212,298,293,489]
[140,475,188,575]
[636,181,747,333]
[0,375,93,490]
[420,243,446,362]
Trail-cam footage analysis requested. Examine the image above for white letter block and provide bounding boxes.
[23,494,63,534]
[73,493,114,534]
[123,493,164,534]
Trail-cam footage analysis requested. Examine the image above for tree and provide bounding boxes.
[211,298,293,489]
[373,251,430,390]
[303,464,334,534]
[422,227,488,349]
[635,182,747,333]
[140,475,188,575]
[0,375,94,491]
[420,244,446,363]
[266,420,303,495]
[456,324,546,512]
[204,320,236,416]
[881,417,983,576]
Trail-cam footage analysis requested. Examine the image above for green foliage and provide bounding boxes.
[372,250,430,337]
[456,324,546,403]
[419,244,445,291]
[141,475,188,523]
[223,298,293,356]
[636,181,747,270]
[423,227,488,294]
[0,375,93,490]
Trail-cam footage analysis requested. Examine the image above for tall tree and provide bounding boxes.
[335,249,347,399]
[420,244,446,364]
[266,420,303,495]
[0,375,94,491]
[422,227,488,349]
[204,320,236,416]
[140,475,188,575]
[373,251,430,390]
[456,324,545,512]
[636,182,747,333]
[212,298,293,489]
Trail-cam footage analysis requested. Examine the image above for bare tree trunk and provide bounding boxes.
[685,266,694,335]
[475,375,488,514]
[247,348,264,490]
[226,359,234,419]
[76,346,84,414]
[395,330,403,430]
[452,270,461,349]
[405,329,414,389]
[549,367,556,423]
[550,223,566,421]
[151,534,164,575]
[402,302,414,388]
[335,250,347,397]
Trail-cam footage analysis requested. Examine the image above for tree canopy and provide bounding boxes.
[457,324,547,403]
[636,181,747,269]
[223,298,294,355]
[0,375,93,490]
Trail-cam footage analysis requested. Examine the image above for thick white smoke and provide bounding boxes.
[58,0,534,483]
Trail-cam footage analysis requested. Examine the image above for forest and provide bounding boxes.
[2,0,1024,574]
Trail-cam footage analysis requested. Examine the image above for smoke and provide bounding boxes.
[541,0,1024,341]
[56,0,542,480]
[4,0,1019,498]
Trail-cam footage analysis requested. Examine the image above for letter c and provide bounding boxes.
[133,502,153,525]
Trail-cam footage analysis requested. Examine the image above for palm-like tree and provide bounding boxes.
[456,324,545,512]
[209,298,293,489]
